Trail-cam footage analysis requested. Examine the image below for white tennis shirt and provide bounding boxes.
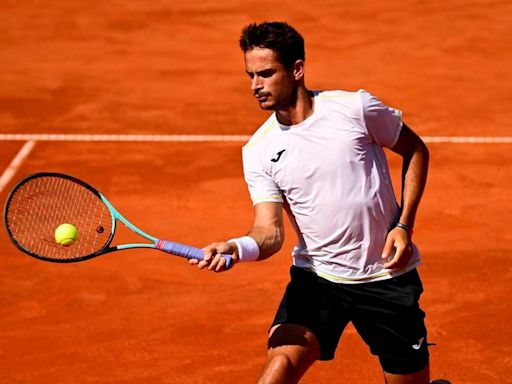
[242,89,420,283]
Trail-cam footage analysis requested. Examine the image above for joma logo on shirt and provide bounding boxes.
[271,149,286,162]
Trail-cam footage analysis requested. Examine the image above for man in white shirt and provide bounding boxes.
[190,22,431,384]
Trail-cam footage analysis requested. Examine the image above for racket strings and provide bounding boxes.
[5,175,113,260]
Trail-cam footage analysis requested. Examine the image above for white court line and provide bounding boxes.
[0,134,510,192]
[0,140,36,193]
[0,133,511,143]
[424,136,512,143]
[0,134,252,142]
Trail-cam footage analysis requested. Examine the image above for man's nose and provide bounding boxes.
[251,76,262,92]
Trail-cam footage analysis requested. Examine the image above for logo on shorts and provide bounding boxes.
[271,149,286,162]
[412,337,425,350]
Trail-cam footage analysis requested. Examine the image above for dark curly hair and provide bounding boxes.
[239,22,305,69]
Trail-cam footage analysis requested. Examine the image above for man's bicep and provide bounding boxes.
[252,201,284,229]
[249,202,284,258]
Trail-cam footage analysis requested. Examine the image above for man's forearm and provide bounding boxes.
[398,140,429,229]
[247,225,284,260]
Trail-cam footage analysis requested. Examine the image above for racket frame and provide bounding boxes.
[5,172,167,262]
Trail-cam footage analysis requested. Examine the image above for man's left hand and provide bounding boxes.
[381,227,413,269]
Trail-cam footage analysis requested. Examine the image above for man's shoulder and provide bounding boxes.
[243,113,279,151]
[315,89,364,102]
[313,89,364,100]
[314,89,367,119]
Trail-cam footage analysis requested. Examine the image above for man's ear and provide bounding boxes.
[292,60,305,80]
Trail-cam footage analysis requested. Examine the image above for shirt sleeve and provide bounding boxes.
[242,145,283,205]
[359,89,403,148]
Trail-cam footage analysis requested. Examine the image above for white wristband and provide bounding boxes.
[228,236,260,262]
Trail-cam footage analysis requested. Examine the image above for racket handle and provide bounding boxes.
[156,240,232,268]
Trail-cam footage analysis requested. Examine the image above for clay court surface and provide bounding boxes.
[1,1,511,383]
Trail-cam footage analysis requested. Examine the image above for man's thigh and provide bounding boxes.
[350,269,429,375]
[270,266,350,360]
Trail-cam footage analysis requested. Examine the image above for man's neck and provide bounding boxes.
[276,88,314,126]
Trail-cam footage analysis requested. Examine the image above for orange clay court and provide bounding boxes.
[0,1,511,383]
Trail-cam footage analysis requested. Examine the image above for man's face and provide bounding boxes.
[244,47,297,111]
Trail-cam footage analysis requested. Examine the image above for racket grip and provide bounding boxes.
[156,240,232,268]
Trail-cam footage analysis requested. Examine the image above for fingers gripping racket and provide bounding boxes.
[3,172,231,267]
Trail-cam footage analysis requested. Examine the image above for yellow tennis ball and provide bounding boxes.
[55,223,78,246]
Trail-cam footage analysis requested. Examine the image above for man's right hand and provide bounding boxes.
[188,241,239,272]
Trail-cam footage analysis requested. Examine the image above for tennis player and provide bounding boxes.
[191,22,431,384]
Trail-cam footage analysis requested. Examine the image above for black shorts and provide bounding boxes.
[271,266,429,374]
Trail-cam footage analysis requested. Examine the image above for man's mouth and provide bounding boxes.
[255,93,269,102]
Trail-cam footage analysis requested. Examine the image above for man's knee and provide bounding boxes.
[258,324,321,384]
[258,354,296,384]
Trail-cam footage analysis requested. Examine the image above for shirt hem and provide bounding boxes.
[293,259,421,284]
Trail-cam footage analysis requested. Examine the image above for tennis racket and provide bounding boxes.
[3,172,231,267]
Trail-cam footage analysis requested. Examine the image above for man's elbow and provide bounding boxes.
[417,138,430,164]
